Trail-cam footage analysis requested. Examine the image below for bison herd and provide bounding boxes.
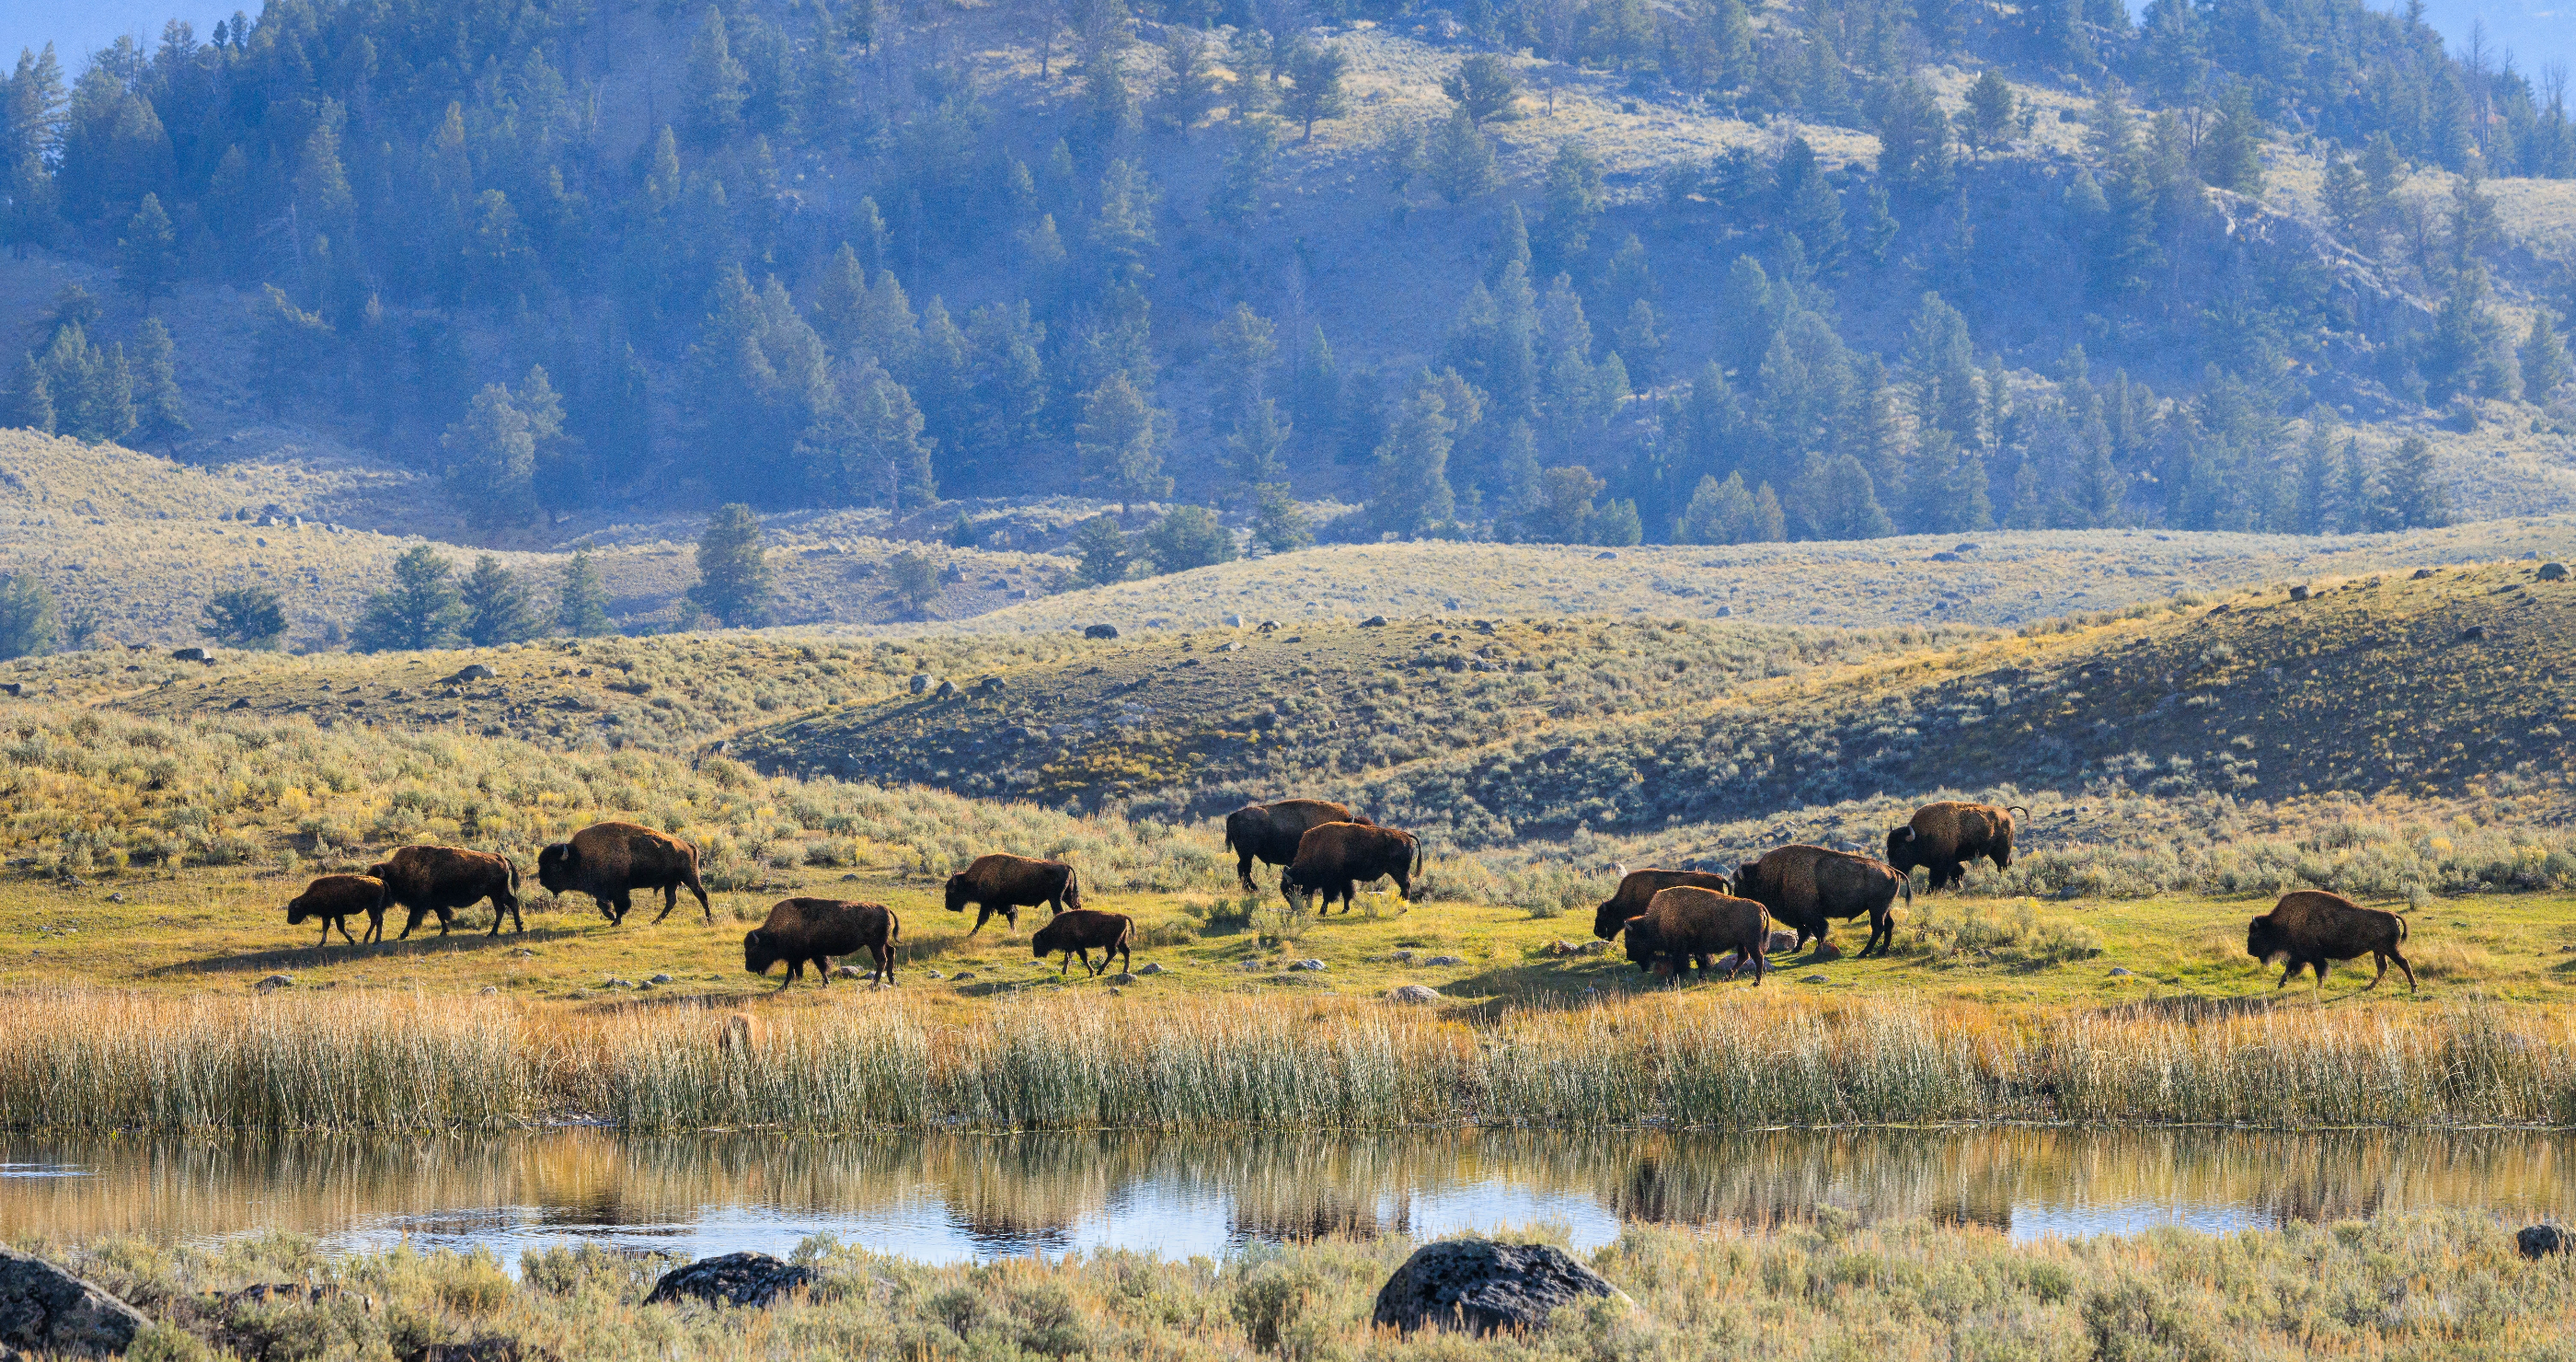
[271,797,2421,998]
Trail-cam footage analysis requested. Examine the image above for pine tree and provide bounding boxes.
[1534,141,1602,269]
[1077,371,1168,512]
[1152,28,1222,133]
[558,547,614,637]
[2524,309,2573,398]
[1290,324,1341,456]
[1073,514,1132,585]
[1495,418,1541,515]
[1675,472,1745,544]
[2380,435,2447,527]
[132,317,186,441]
[802,357,935,508]
[685,6,749,139]
[1143,505,1238,572]
[1251,482,1313,553]
[202,585,286,648]
[353,547,463,652]
[442,385,538,526]
[1818,454,1895,537]
[688,503,773,627]
[1226,398,1290,494]
[2321,154,2369,240]
[1588,497,1643,546]
[1615,300,1662,390]
[1903,294,1982,442]
[1281,40,1351,141]
[1961,70,2016,156]
[1443,53,1522,123]
[1430,110,1499,204]
[459,556,538,646]
[117,193,178,310]
[6,352,53,433]
[2197,86,2263,198]
[1532,465,1600,541]
[0,571,56,660]
[1371,374,1458,536]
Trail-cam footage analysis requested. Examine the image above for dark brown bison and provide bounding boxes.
[364,845,523,939]
[2247,890,2415,992]
[1623,887,1770,985]
[285,874,388,946]
[1280,822,1420,915]
[1731,845,1913,958]
[744,898,900,988]
[1030,908,1134,977]
[1225,799,1374,889]
[1592,866,1736,941]
[1885,802,2028,892]
[945,853,1082,935]
[536,822,711,925]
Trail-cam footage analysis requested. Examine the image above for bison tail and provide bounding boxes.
[1222,819,1236,853]
[2396,913,2409,941]
[1412,835,1424,880]
[1900,875,1914,909]
[2006,805,2030,821]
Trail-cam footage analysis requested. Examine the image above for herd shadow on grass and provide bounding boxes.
[151,923,592,976]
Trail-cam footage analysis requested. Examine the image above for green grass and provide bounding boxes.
[28,1209,2576,1360]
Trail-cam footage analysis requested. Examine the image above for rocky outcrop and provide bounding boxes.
[0,1249,150,1357]
[643,1252,816,1309]
[1371,1239,1624,1335]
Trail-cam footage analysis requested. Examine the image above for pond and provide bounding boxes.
[4,1127,2567,1268]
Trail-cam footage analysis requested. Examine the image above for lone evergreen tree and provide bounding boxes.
[884,549,943,618]
[0,571,55,660]
[442,384,537,525]
[132,317,187,441]
[1282,40,1351,141]
[1430,110,1500,204]
[557,547,614,637]
[2380,435,2447,527]
[459,555,538,646]
[202,585,286,648]
[1143,505,1238,571]
[1077,371,1168,512]
[1250,481,1313,553]
[117,194,178,310]
[353,547,463,652]
[2523,310,2571,398]
[689,503,773,627]
[1072,514,1132,585]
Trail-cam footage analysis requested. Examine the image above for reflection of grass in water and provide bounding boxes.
[40,1206,2576,1359]
[10,988,2576,1135]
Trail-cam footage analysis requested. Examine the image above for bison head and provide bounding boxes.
[1622,918,1662,972]
[743,929,779,975]
[2246,916,2285,964]
[362,861,393,884]
[535,843,578,895]
[1277,867,1314,915]
[1591,896,1629,941]
[943,873,972,913]
[1029,919,1068,958]
[1883,826,1921,875]
[285,895,314,926]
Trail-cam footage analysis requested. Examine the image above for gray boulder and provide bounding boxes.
[643,1252,816,1309]
[0,1248,151,1357]
[1386,984,1441,1004]
[447,664,497,683]
[1371,1239,1622,1335]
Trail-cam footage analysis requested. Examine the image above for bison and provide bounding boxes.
[945,853,1082,935]
[1225,799,1374,889]
[1592,866,1736,941]
[1623,887,1770,985]
[1885,801,2027,892]
[1280,822,1420,916]
[1030,908,1134,977]
[2247,890,2415,992]
[285,874,388,946]
[536,822,711,926]
[364,845,523,939]
[1731,845,1913,958]
[743,898,900,989]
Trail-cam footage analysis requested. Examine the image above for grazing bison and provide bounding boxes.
[1224,799,1374,889]
[536,822,711,926]
[945,853,1082,935]
[1731,845,1913,958]
[1592,866,1736,941]
[743,898,899,989]
[1885,802,2028,892]
[1281,822,1420,916]
[1623,887,1770,985]
[2247,890,2415,992]
[285,874,388,946]
[1030,908,1134,977]
[364,845,523,939]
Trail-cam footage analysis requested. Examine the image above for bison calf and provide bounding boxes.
[285,874,387,946]
[1030,908,1134,977]
[1731,845,1912,958]
[1225,799,1374,889]
[537,822,711,925]
[1281,822,1420,916]
[365,845,523,939]
[1886,802,2027,893]
[744,898,900,989]
[1592,866,1735,941]
[1625,886,1771,986]
[945,853,1082,935]
[2247,890,2415,993]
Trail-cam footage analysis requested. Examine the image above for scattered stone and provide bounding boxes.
[1289,958,1327,972]
[949,972,974,982]
[1222,613,1246,627]
[1108,973,1138,984]
[0,1247,152,1357]
[106,894,124,904]
[1713,605,1731,617]
[1593,551,1617,560]
[448,664,497,683]
[644,1252,817,1309]
[479,986,500,995]
[1084,623,1120,640]
[650,974,673,985]
[1765,929,1800,953]
[1955,542,1981,553]
[1800,974,1830,984]
[2289,583,2312,601]
[1137,962,1165,975]
[1391,950,1417,964]
[1809,941,1844,962]
[170,646,211,663]
[1424,954,1466,966]
[1371,1239,1624,1336]
[2412,568,2436,580]
[1360,615,1388,627]
[1546,940,1581,956]
[510,948,535,958]
[2519,1225,2566,1259]
[604,978,633,988]
[2459,625,2488,641]
[2108,967,2133,977]
[1931,551,1961,563]
[256,974,293,991]
[832,965,865,979]
[2541,562,2570,582]
[1387,984,1442,1004]
[908,674,937,694]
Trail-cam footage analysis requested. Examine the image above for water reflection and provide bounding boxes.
[0,1128,2564,1266]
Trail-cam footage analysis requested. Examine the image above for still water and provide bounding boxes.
[3,1128,2568,1267]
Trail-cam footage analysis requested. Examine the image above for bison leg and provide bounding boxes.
[874,942,895,985]
[1236,852,1259,892]
[690,874,713,922]
[397,906,428,941]
[2390,948,2417,993]
[434,906,454,937]
[2364,952,2389,990]
[652,882,681,925]
[316,918,334,947]
[363,911,384,945]
[1391,870,1412,902]
[489,891,522,937]
[2276,961,2300,989]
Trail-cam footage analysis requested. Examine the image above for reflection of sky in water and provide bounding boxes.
[6,1128,2568,1272]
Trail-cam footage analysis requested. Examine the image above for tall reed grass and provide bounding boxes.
[8,989,2573,1133]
